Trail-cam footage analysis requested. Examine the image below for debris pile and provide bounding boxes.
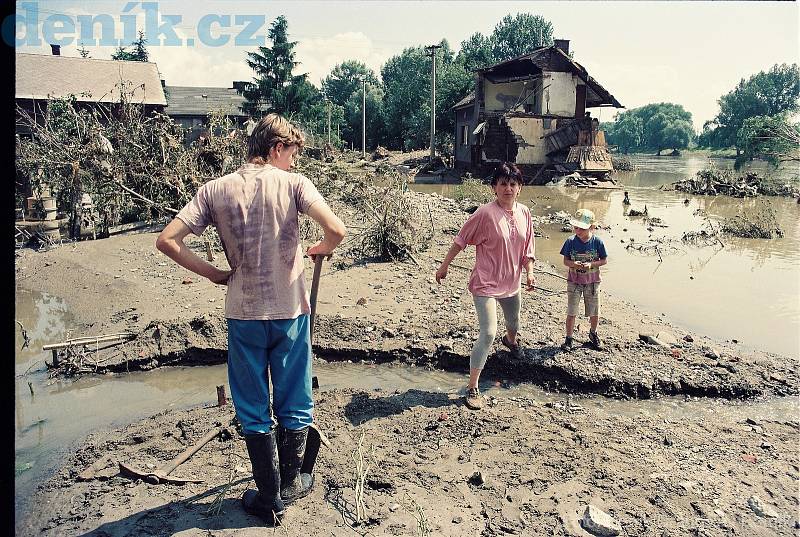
[371,146,390,160]
[611,155,636,171]
[550,172,620,189]
[722,199,784,239]
[671,165,798,198]
[16,89,245,239]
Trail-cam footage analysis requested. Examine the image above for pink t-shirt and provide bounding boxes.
[176,163,325,320]
[454,201,536,298]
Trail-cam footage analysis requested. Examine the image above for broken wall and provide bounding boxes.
[542,72,577,117]
[505,117,554,165]
[484,80,534,113]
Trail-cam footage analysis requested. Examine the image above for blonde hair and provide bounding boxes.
[247,113,305,163]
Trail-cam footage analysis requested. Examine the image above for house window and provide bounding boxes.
[461,125,469,146]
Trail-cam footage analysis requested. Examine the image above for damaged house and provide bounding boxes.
[164,82,249,144]
[453,39,623,183]
[15,47,167,135]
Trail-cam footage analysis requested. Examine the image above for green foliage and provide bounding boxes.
[491,13,554,61]
[735,114,800,169]
[321,61,379,107]
[381,45,433,150]
[343,84,387,151]
[435,46,474,141]
[112,31,148,61]
[457,13,554,71]
[453,174,492,203]
[700,63,800,150]
[605,103,694,154]
[240,16,313,118]
[294,99,346,148]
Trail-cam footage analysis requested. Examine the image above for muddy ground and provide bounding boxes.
[14,165,800,536]
[18,391,800,536]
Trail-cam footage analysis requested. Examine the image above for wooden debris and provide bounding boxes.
[42,333,136,351]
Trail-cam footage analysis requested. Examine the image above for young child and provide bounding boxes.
[559,209,608,351]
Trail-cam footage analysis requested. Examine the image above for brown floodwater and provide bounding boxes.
[412,154,800,359]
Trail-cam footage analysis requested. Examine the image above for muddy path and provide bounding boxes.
[15,185,798,400]
[19,389,800,536]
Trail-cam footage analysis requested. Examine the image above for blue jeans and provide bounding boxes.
[227,316,313,434]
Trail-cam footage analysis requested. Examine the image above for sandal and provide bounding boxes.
[501,335,523,359]
[464,387,483,410]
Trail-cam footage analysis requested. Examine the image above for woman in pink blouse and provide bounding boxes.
[435,162,536,410]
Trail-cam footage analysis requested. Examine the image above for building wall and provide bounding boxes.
[454,107,473,165]
[505,117,562,165]
[484,80,530,112]
[541,72,577,117]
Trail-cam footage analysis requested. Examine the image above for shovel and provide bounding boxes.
[309,254,324,341]
[309,255,325,388]
[119,425,225,485]
[305,255,332,472]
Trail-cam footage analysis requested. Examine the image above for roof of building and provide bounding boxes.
[164,85,248,117]
[452,91,475,110]
[15,53,167,106]
[476,45,623,108]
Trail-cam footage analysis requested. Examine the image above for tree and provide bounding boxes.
[294,97,346,147]
[701,63,800,151]
[321,61,379,107]
[458,32,494,73]
[240,16,313,118]
[604,103,694,154]
[343,84,387,150]
[456,13,554,71]
[490,13,554,61]
[112,31,148,62]
[381,45,432,150]
[608,112,644,154]
[735,114,800,169]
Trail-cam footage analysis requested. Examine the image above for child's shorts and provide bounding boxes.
[567,282,600,317]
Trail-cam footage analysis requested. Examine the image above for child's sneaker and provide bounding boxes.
[588,330,602,350]
[560,336,574,352]
[464,387,483,410]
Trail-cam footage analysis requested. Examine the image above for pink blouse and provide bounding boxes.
[454,200,536,298]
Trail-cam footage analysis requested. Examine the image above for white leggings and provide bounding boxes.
[470,294,521,370]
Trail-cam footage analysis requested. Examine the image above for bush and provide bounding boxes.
[453,173,493,204]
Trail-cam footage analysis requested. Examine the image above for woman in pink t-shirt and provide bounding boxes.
[435,163,536,410]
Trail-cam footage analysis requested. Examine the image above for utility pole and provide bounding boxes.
[425,44,442,162]
[324,97,331,145]
[361,78,367,158]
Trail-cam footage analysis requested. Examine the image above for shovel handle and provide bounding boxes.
[157,426,223,478]
[309,256,324,341]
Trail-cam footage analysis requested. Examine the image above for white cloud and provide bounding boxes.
[295,32,390,85]
[149,46,252,86]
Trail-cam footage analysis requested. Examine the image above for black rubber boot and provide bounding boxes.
[277,425,314,504]
[242,431,285,525]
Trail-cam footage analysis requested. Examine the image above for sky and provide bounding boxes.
[14,1,800,130]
